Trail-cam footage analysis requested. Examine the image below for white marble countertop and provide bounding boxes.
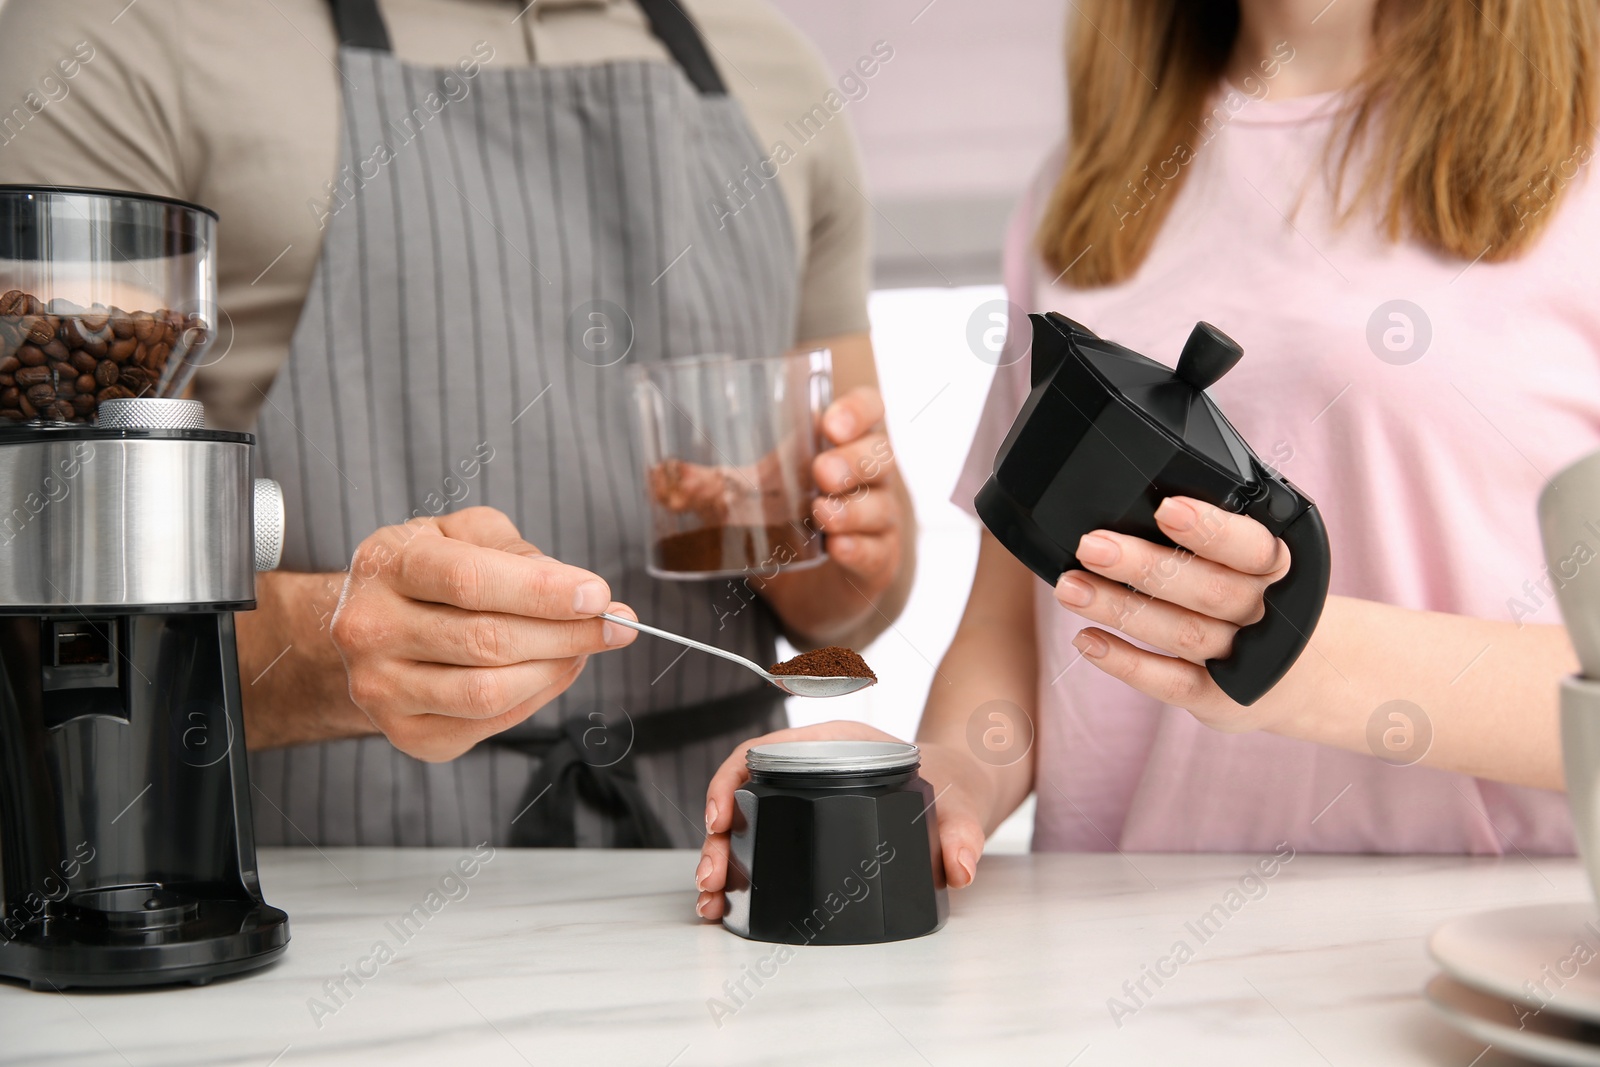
[3,847,1586,1066]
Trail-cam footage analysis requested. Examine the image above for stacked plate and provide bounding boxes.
[1427,903,1600,1064]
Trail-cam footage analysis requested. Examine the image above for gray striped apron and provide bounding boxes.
[248,0,798,848]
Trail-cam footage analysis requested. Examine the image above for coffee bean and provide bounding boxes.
[23,316,53,345]
[131,313,159,344]
[0,292,209,420]
[17,395,35,418]
[64,315,112,351]
[0,387,16,407]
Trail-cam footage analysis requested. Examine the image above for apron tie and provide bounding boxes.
[495,686,783,848]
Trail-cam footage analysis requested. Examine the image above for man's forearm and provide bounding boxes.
[235,570,379,749]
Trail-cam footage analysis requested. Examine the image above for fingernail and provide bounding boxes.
[695,855,713,891]
[1076,533,1120,567]
[1073,630,1110,659]
[573,580,609,615]
[1155,498,1197,532]
[957,848,977,887]
[705,799,718,831]
[695,895,710,918]
[602,606,635,645]
[824,457,851,486]
[1055,573,1093,608]
[829,410,856,440]
[829,535,856,557]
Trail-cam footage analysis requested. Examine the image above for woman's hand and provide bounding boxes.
[1053,496,1291,730]
[694,721,990,921]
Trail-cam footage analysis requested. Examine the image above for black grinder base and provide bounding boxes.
[0,611,290,990]
[3,898,287,991]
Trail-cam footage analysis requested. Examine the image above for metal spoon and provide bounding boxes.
[598,612,874,698]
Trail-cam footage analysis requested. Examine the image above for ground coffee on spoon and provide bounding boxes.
[769,646,876,682]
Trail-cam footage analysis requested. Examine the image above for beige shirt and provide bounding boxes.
[0,0,871,428]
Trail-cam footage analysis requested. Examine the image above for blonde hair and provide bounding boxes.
[1037,1,1600,287]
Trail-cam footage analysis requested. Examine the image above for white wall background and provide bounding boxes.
[769,0,1067,285]
[768,0,1066,201]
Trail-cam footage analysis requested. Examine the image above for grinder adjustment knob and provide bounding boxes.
[253,479,285,572]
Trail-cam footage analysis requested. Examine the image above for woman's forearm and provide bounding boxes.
[1262,596,1577,790]
[1047,495,1578,793]
[917,533,1042,834]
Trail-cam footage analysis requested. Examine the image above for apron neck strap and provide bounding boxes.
[325,0,728,95]
[632,0,726,95]
[328,0,391,51]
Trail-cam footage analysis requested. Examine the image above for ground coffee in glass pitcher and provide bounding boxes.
[631,351,832,579]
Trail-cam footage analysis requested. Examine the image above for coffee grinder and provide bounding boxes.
[0,186,289,989]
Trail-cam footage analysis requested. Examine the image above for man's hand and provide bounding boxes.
[758,385,913,644]
[810,386,903,596]
[326,506,636,762]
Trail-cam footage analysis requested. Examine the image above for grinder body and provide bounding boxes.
[0,409,289,989]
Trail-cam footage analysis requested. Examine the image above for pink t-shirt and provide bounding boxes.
[955,87,1600,853]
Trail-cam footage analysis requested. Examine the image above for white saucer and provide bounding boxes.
[1427,974,1600,1066]
[1429,903,1600,1024]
